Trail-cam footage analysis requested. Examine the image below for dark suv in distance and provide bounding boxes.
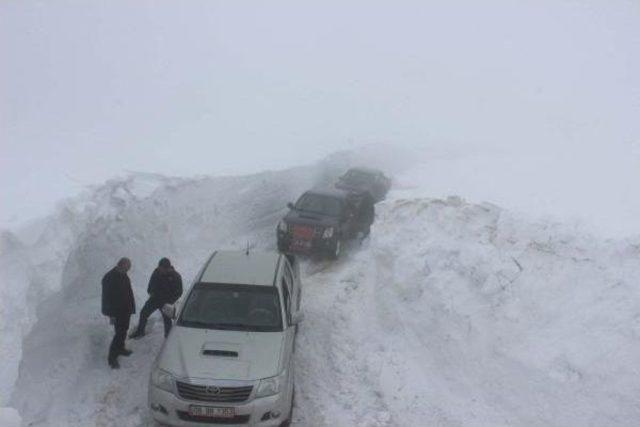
[277,189,364,259]
[335,167,391,202]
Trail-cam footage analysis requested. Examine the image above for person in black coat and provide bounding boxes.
[130,257,183,339]
[101,257,136,369]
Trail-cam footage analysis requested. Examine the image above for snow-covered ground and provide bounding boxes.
[2,147,640,426]
[296,196,640,426]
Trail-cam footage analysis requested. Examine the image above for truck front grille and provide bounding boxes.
[176,382,253,403]
[176,411,250,424]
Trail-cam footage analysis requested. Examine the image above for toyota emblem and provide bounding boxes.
[206,385,221,395]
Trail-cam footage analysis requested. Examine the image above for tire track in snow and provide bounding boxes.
[294,251,394,426]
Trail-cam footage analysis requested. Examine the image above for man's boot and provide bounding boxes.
[109,359,120,369]
[120,348,133,356]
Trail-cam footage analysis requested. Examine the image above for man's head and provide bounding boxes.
[158,257,172,271]
[116,257,131,273]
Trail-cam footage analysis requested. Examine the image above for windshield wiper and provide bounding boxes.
[179,320,212,329]
[212,323,279,332]
[213,323,253,331]
[180,320,276,331]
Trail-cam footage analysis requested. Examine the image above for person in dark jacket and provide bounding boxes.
[129,258,183,339]
[101,257,136,369]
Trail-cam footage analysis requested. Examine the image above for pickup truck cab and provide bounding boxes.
[276,188,364,259]
[148,250,302,427]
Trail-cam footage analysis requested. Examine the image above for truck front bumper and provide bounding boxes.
[148,385,291,427]
[277,232,337,257]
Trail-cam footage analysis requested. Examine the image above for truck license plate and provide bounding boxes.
[293,225,314,239]
[188,405,235,418]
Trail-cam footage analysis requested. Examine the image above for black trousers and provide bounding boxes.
[108,314,131,364]
[136,297,172,336]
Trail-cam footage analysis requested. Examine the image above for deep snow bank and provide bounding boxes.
[295,196,640,426]
[0,407,21,427]
[0,207,82,405]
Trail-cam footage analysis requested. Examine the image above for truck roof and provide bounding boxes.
[345,167,382,175]
[199,250,281,287]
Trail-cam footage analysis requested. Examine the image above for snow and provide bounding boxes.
[2,148,640,426]
[0,407,21,427]
[392,144,640,238]
[295,196,640,426]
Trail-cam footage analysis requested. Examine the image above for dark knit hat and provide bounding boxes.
[158,257,171,268]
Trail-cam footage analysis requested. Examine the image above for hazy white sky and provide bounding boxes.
[1,0,639,225]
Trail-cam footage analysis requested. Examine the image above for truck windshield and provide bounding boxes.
[295,193,343,217]
[178,283,283,332]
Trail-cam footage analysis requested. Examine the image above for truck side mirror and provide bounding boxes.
[287,202,295,210]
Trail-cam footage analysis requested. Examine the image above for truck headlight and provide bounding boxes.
[151,368,176,394]
[256,370,287,398]
[277,220,288,233]
[322,227,334,239]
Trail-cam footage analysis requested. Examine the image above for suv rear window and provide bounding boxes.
[178,283,283,332]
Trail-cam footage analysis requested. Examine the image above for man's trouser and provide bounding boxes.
[136,297,172,336]
[108,314,131,364]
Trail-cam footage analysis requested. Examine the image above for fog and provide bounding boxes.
[1,0,639,227]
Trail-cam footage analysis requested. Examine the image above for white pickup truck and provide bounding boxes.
[148,250,302,427]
